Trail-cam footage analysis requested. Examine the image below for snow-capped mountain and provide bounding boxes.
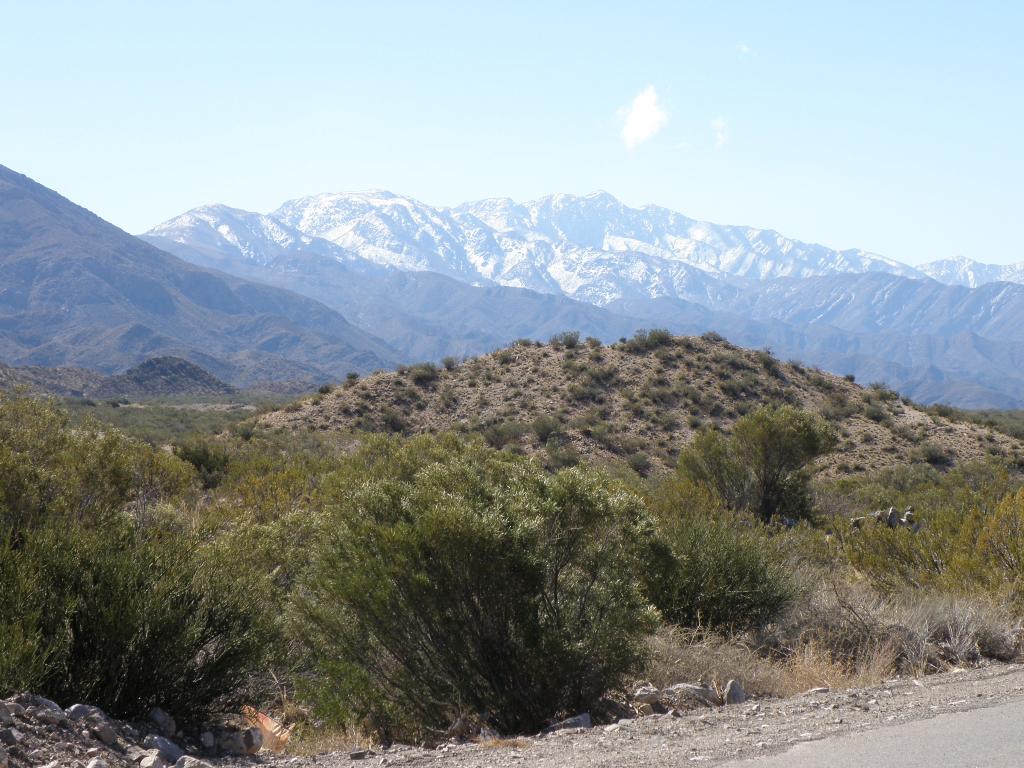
[142,191,1024,408]
[146,204,356,269]
[918,255,1024,288]
[273,190,931,304]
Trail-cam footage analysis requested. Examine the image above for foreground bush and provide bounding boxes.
[293,435,657,741]
[644,477,796,630]
[0,396,270,718]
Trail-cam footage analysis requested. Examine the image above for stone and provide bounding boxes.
[663,683,722,708]
[88,715,118,746]
[349,749,373,760]
[174,758,214,768]
[803,686,830,695]
[30,706,69,726]
[217,727,262,755]
[199,731,215,750]
[13,694,62,713]
[87,759,110,768]
[0,707,11,727]
[724,679,746,705]
[139,752,170,768]
[541,713,592,734]
[0,730,22,747]
[143,735,185,763]
[67,704,103,721]
[149,708,177,739]
[3,704,23,719]
[635,703,655,716]
[0,745,7,768]
[632,683,661,705]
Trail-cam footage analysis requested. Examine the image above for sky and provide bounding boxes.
[2,1,1022,265]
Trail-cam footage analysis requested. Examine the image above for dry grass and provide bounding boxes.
[644,580,1023,701]
[284,723,372,757]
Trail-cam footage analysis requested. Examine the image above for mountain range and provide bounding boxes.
[0,165,398,388]
[143,190,1024,408]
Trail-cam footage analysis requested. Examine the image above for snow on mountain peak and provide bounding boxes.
[146,191,1022,307]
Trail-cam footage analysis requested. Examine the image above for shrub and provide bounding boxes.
[409,362,440,386]
[173,436,231,489]
[0,396,269,719]
[481,420,527,449]
[622,328,674,353]
[643,477,795,630]
[441,356,458,371]
[293,436,656,740]
[678,406,836,523]
[914,442,952,467]
[530,414,562,443]
[549,330,580,349]
[318,384,333,395]
[345,372,360,387]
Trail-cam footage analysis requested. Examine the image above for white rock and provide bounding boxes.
[149,708,177,739]
[143,735,184,763]
[139,753,169,768]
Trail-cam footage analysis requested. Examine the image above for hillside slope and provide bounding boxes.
[0,165,397,386]
[260,333,1023,475]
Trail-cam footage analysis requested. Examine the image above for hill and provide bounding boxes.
[259,332,1024,476]
[87,356,234,399]
[0,165,397,387]
[0,355,234,400]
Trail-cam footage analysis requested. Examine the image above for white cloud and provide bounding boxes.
[736,42,754,55]
[711,117,728,149]
[620,86,668,150]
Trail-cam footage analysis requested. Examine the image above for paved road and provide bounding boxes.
[725,698,1024,768]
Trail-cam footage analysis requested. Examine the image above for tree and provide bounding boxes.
[678,406,836,523]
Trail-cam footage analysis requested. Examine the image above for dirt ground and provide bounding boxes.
[230,662,1024,768]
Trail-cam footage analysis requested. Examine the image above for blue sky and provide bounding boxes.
[2,1,1021,265]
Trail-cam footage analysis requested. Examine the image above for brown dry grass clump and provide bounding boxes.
[643,578,1023,701]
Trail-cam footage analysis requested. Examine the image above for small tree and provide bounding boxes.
[678,406,836,523]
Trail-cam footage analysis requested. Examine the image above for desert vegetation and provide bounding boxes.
[2,333,1024,750]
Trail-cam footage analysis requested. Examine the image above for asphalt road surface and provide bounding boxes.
[725,698,1024,768]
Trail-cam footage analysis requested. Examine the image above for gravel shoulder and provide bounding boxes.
[242,663,1024,768]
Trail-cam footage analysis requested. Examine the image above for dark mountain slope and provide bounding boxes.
[0,165,397,386]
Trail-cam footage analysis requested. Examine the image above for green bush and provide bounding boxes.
[621,328,674,353]
[0,396,270,719]
[678,405,836,523]
[530,414,562,442]
[173,436,231,488]
[409,363,440,386]
[549,330,581,349]
[293,435,656,740]
[643,477,795,630]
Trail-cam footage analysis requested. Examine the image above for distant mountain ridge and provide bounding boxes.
[144,190,1024,408]
[0,355,234,399]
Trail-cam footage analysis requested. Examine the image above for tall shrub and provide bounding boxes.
[293,435,656,740]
